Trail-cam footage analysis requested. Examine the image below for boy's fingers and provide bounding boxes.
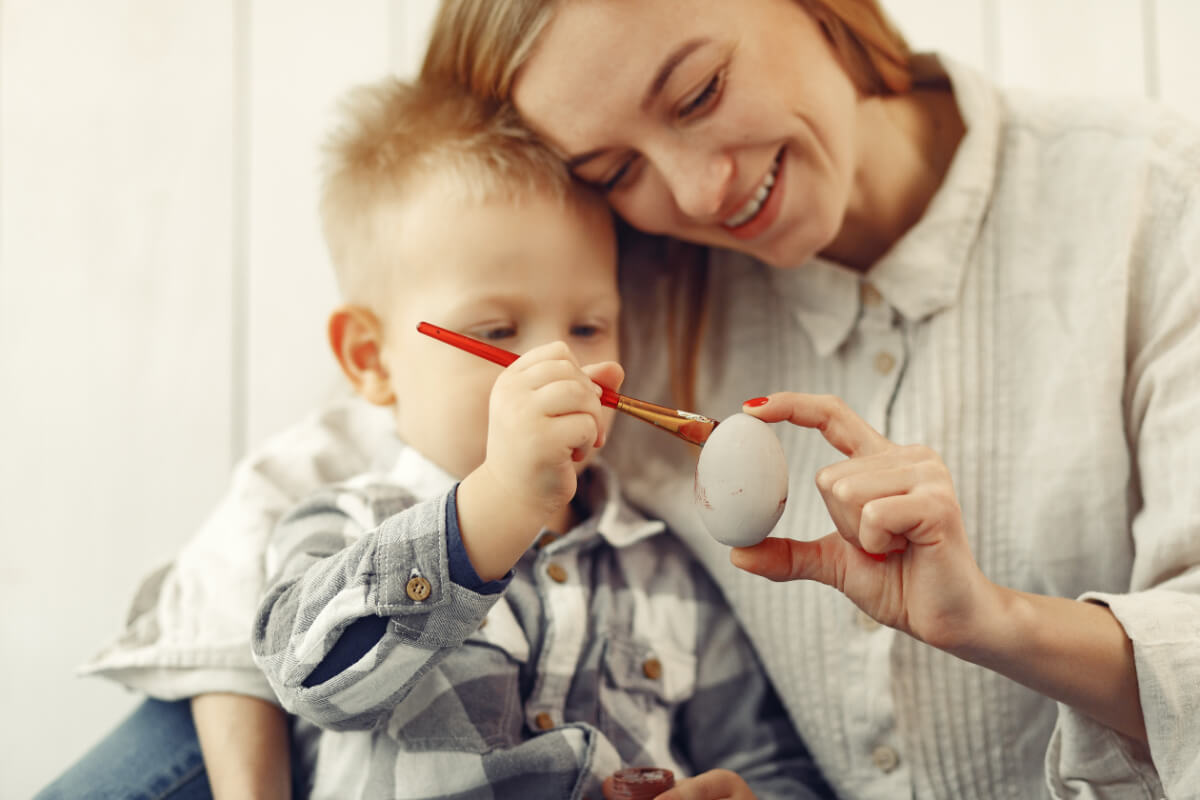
[743,393,889,457]
[582,360,625,393]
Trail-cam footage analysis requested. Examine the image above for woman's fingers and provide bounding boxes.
[858,494,923,554]
[744,393,889,457]
[729,533,845,585]
[815,455,943,551]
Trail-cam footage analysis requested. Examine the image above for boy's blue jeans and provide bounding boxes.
[34,698,212,800]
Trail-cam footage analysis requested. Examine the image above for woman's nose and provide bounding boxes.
[662,148,734,221]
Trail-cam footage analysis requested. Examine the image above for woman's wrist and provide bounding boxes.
[937,585,1147,742]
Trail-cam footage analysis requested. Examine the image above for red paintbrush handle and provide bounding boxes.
[416,321,621,408]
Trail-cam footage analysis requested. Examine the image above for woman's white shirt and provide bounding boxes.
[610,56,1199,799]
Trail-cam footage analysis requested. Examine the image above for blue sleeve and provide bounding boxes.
[445,483,513,595]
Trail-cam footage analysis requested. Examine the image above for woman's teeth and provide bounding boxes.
[723,155,780,228]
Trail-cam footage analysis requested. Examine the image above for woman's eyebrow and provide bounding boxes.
[564,37,710,169]
[641,38,709,112]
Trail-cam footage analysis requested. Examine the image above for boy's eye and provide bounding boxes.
[677,70,722,120]
[475,326,516,341]
[570,324,601,338]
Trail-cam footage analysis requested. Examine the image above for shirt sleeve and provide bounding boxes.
[78,395,390,702]
[252,485,503,732]
[1045,157,1200,799]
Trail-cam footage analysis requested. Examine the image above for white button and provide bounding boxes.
[861,283,883,307]
[874,352,897,375]
[855,609,881,631]
[871,745,900,773]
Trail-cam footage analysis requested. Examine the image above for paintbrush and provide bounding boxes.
[417,321,718,446]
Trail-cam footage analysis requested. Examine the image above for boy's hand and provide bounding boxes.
[607,768,755,800]
[457,341,619,581]
[483,340,609,513]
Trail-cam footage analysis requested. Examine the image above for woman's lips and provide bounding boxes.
[723,150,785,241]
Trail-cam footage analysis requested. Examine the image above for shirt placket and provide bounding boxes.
[842,280,911,797]
[525,540,587,733]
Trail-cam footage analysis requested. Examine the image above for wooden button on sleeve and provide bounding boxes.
[535,712,555,730]
[642,658,663,680]
[405,576,431,602]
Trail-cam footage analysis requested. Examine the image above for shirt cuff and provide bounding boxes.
[446,482,512,595]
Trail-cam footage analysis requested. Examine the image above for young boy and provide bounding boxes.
[251,78,832,800]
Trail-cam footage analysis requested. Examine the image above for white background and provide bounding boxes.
[2,1,1197,796]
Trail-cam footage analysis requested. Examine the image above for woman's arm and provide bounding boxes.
[191,693,292,800]
[731,393,1148,742]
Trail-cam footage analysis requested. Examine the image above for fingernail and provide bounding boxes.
[744,397,769,407]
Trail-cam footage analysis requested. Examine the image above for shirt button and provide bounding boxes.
[535,712,555,731]
[535,531,560,550]
[874,351,897,375]
[861,283,883,307]
[478,616,488,629]
[405,576,431,602]
[546,563,568,583]
[855,609,881,631]
[871,745,900,773]
[642,658,663,680]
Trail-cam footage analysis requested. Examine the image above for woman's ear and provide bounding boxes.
[328,305,395,406]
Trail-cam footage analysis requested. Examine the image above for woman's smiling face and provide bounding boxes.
[512,0,861,268]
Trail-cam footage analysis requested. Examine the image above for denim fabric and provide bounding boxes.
[34,699,211,800]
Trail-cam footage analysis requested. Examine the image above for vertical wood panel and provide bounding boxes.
[885,0,991,74]
[1155,0,1200,123]
[0,1,235,796]
[992,0,1146,96]
[244,0,392,450]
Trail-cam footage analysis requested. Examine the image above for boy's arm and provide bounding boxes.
[191,693,292,800]
[674,606,836,799]
[252,484,504,732]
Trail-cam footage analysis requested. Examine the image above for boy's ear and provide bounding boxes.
[328,305,394,406]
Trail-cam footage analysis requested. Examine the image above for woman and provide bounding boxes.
[422,0,1200,797]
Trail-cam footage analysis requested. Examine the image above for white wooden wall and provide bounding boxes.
[1,2,1196,796]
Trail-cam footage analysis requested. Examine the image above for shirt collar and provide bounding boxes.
[561,460,667,549]
[371,436,459,501]
[761,55,1002,357]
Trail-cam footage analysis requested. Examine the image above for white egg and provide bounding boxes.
[694,412,788,547]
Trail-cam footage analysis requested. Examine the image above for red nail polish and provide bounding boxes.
[744,397,769,407]
[864,551,887,562]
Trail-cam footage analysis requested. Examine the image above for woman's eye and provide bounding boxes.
[601,159,635,193]
[678,71,722,119]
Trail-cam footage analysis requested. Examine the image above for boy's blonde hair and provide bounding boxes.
[320,78,573,306]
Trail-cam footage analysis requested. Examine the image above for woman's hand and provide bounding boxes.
[604,768,754,800]
[731,393,997,650]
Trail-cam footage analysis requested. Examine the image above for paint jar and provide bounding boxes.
[604,766,676,800]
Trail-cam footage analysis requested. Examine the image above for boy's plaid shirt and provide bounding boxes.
[253,446,829,800]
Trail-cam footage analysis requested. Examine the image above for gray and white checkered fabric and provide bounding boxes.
[253,450,828,799]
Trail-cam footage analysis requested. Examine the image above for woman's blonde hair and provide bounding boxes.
[423,0,912,100]
[421,0,912,409]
